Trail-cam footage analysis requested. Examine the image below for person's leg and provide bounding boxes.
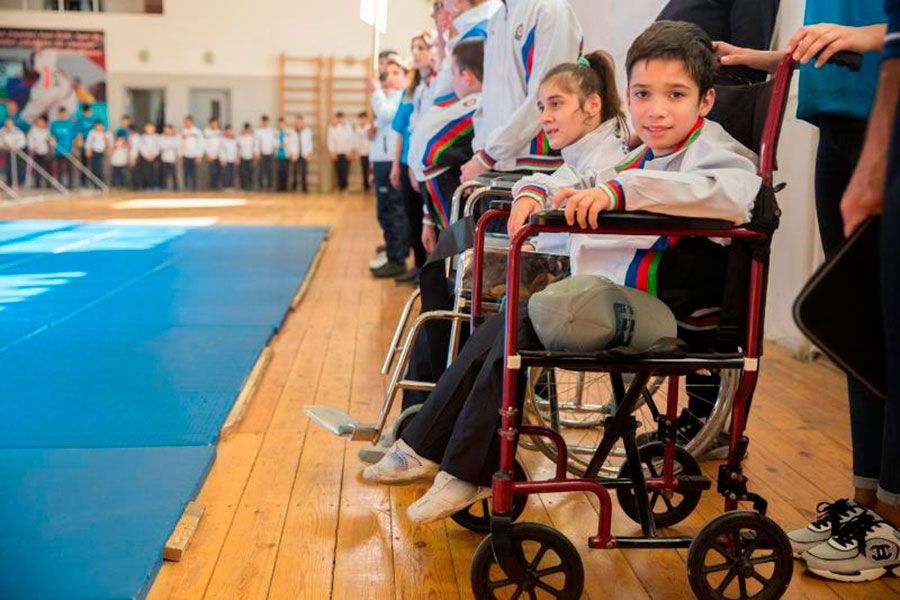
[361,155,370,191]
[1,151,11,186]
[877,110,900,527]
[816,116,887,507]
[300,157,308,192]
[401,314,506,462]
[80,148,89,186]
[377,161,409,266]
[337,155,349,191]
[399,164,427,268]
[15,152,26,187]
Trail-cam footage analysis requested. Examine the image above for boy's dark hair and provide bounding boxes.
[58,106,67,114]
[261,115,269,121]
[378,49,398,60]
[452,39,484,83]
[335,111,345,118]
[82,104,92,112]
[626,20,719,96]
[357,110,368,118]
[243,121,251,129]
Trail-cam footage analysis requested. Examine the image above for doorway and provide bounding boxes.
[188,89,231,127]
[125,87,165,129]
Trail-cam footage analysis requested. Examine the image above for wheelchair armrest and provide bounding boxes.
[490,199,513,212]
[529,210,736,231]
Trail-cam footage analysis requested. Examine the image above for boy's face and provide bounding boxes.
[3,119,13,129]
[144,123,155,134]
[450,62,479,98]
[382,64,405,91]
[225,128,234,137]
[93,122,103,130]
[627,58,714,155]
[183,118,192,128]
[164,126,173,135]
[537,81,600,150]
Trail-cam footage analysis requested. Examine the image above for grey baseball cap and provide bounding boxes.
[528,275,677,353]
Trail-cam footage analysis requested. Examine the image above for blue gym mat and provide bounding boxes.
[0,220,327,599]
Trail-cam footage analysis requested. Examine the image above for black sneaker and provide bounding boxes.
[371,261,406,278]
[394,267,419,285]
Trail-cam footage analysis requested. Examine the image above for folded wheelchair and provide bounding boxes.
[465,52,862,599]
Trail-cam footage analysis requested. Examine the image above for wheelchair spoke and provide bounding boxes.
[534,579,564,597]
[528,543,550,569]
[511,585,525,600]
[643,459,660,478]
[480,498,490,518]
[528,589,538,600]
[750,569,773,586]
[487,577,516,591]
[534,564,567,577]
[738,572,749,599]
[715,568,739,595]
[702,561,734,574]
[748,553,778,566]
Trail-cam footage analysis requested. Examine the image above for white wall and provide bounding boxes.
[0,0,433,77]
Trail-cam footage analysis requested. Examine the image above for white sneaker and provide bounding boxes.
[406,471,491,524]
[362,439,438,485]
[787,498,866,557]
[369,251,388,270]
[803,511,900,582]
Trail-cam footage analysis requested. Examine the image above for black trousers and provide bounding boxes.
[334,154,350,191]
[54,155,74,187]
[111,166,126,188]
[658,0,780,83]
[222,163,235,188]
[259,154,274,189]
[292,157,308,192]
[161,162,178,190]
[89,152,105,186]
[360,155,371,190]
[399,164,427,268]
[80,148,90,186]
[137,157,158,189]
[276,158,289,191]
[33,154,51,188]
[208,159,221,190]
[239,159,254,190]
[2,151,26,187]
[402,311,537,486]
[183,157,198,191]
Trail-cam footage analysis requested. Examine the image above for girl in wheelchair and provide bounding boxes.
[363,21,762,525]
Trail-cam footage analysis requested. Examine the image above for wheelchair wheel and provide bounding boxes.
[615,442,703,528]
[471,522,584,599]
[451,461,527,533]
[524,367,740,477]
[687,511,793,600]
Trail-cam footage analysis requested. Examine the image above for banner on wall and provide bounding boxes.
[0,27,107,130]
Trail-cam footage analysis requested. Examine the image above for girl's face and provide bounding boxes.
[537,80,602,150]
[382,64,406,91]
[410,38,432,71]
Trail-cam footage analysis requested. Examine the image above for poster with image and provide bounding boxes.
[0,27,107,130]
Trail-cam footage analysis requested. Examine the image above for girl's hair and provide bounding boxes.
[540,50,628,134]
[406,29,436,98]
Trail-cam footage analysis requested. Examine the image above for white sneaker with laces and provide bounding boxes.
[362,439,438,485]
[369,251,388,270]
[802,511,900,582]
[787,498,866,557]
[406,471,492,525]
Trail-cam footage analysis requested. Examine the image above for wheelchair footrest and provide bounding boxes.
[302,405,379,441]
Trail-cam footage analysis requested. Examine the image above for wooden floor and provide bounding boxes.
[5,191,895,599]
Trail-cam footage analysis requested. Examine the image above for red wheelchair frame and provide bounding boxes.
[465,53,860,599]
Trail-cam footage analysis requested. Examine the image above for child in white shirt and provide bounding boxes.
[219,125,238,190]
[237,122,255,191]
[109,132,129,188]
[27,116,53,189]
[204,118,223,189]
[84,120,108,187]
[1,117,27,187]
[159,124,180,190]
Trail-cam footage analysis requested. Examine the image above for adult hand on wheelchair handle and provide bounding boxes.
[786,23,885,68]
[714,41,784,74]
[552,187,613,229]
[507,196,543,238]
[460,155,490,183]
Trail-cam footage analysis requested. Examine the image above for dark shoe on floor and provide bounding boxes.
[394,267,419,284]
[371,261,406,278]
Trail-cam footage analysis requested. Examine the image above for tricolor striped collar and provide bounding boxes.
[615,117,706,173]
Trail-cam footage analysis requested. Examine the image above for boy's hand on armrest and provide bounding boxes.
[507,196,542,238]
[422,224,437,254]
[460,155,490,183]
[552,188,614,229]
[714,41,784,74]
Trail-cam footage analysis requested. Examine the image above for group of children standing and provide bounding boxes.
[325,111,373,194]
[0,103,316,193]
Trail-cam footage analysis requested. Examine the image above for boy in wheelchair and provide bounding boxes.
[363,20,762,525]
